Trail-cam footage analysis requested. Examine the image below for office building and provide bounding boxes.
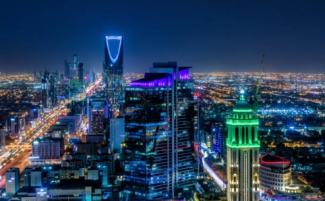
[103,35,124,116]
[87,96,108,139]
[86,169,99,181]
[41,76,48,108]
[48,74,57,107]
[23,168,32,187]
[6,168,20,195]
[260,154,291,192]
[30,169,43,187]
[78,62,84,84]
[64,59,71,79]
[123,62,196,200]
[32,137,64,160]
[8,116,18,138]
[226,90,260,201]
[71,54,79,79]
[0,128,5,149]
[213,127,224,155]
[109,117,125,153]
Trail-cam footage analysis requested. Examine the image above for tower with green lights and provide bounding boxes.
[226,90,260,201]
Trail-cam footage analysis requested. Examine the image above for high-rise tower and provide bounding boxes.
[123,62,196,200]
[78,62,84,84]
[226,90,260,201]
[48,74,57,107]
[41,72,48,108]
[103,35,124,116]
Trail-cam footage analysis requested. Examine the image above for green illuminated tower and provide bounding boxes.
[226,90,260,201]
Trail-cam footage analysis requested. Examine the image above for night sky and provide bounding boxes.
[0,0,325,73]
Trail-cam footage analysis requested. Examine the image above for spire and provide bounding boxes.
[227,88,260,148]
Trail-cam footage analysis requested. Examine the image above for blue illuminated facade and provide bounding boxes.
[41,73,48,108]
[123,62,196,200]
[103,35,124,116]
[48,74,57,107]
[212,127,224,155]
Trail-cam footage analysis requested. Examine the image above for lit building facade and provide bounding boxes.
[213,127,224,155]
[6,168,20,195]
[41,75,48,108]
[30,169,43,187]
[226,90,260,201]
[123,62,196,200]
[48,74,57,107]
[71,54,79,80]
[89,109,105,135]
[103,35,124,116]
[8,116,19,138]
[260,154,291,192]
[78,62,84,84]
[87,96,106,135]
[32,137,64,159]
[109,117,125,153]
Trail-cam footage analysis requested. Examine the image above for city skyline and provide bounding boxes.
[0,40,324,200]
[1,0,325,73]
[0,1,325,201]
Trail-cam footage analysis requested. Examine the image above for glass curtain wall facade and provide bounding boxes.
[123,63,196,200]
[103,36,124,116]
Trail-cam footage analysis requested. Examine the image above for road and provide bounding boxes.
[0,77,101,188]
[200,148,227,191]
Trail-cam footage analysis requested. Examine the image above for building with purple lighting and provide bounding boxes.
[123,62,196,200]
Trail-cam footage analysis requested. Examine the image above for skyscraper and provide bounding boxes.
[48,74,57,107]
[123,62,196,200]
[109,117,125,153]
[87,96,106,136]
[64,59,70,79]
[103,36,124,116]
[226,90,260,201]
[41,74,48,109]
[78,62,84,84]
[212,127,224,155]
[0,127,5,150]
[72,54,79,79]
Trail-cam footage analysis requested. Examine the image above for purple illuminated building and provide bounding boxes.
[123,62,196,200]
[129,66,191,88]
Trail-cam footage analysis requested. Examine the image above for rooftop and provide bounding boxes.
[260,154,291,166]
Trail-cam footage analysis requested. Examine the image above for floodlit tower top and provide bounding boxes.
[226,89,260,148]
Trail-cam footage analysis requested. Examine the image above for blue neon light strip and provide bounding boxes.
[105,36,122,64]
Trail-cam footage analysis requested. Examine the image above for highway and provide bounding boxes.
[0,77,101,188]
[0,104,67,188]
[202,154,227,191]
[199,145,227,191]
